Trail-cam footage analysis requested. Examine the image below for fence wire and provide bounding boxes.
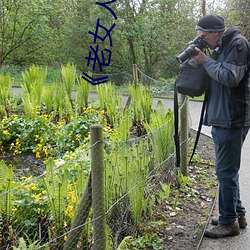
[0,120,181,249]
[0,67,192,249]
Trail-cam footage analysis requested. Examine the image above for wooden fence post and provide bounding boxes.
[133,64,138,86]
[91,124,106,250]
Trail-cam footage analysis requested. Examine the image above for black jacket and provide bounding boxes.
[203,26,250,128]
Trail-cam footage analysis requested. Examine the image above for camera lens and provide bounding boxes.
[176,44,198,63]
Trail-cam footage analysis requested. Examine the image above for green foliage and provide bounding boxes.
[12,176,48,240]
[105,136,153,227]
[13,235,46,250]
[117,233,163,250]
[129,84,153,126]
[0,161,14,222]
[21,65,47,118]
[110,109,132,141]
[43,159,69,230]
[0,76,179,248]
[76,74,91,110]
[0,109,102,158]
[0,73,12,116]
[158,182,171,203]
[0,0,227,80]
[145,100,174,163]
[97,82,123,128]
[60,63,76,101]
[0,0,51,65]
[43,85,56,113]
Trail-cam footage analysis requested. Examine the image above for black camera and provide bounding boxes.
[176,36,208,63]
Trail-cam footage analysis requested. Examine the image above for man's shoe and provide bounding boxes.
[211,214,247,229]
[204,222,240,238]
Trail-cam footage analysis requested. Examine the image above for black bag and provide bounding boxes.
[175,58,208,97]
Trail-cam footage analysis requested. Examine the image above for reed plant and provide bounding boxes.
[52,83,73,122]
[129,83,152,134]
[145,100,174,164]
[0,161,14,222]
[43,159,68,224]
[0,73,12,117]
[105,136,153,226]
[60,63,76,103]
[76,74,91,113]
[110,109,132,141]
[43,84,56,114]
[97,82,122,128]
[21,65,47,118]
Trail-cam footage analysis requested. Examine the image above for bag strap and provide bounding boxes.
[174,80,180,168]
[188,91,208,164]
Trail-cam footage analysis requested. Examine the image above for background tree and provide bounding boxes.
[0,0,239,82]
[220,0,250,39]
[0,0,50,65]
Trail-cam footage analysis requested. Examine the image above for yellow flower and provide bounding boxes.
[12,207,17,212]
[32,193,42,201]
[65,205,74,218]
[26,183,37,191]
[36,152,41,159]
[71,195,76,204]
[3,130,9,135]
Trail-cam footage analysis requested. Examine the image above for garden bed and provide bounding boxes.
[1,130,216,249]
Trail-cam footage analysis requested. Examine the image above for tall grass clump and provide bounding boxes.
[145,100,175,164]
[0,73,12,117]
[21,65,47,118]
[129,83,152,135]
[97,82,122,128]
[43,84,56,114]
[60,63,76,103]
[76,74,91,113]
[105,136,153,246]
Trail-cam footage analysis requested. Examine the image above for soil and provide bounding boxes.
[0,152,45,180]
[158,130,217,250]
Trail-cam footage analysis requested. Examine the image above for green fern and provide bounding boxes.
[0,160,14,221]
[43,159,68,228]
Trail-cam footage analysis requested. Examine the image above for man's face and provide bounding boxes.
[196,30,222,49]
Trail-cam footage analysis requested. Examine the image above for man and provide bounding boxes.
[192,15,250,238]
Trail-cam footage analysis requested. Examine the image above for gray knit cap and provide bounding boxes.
[195,15,225,32]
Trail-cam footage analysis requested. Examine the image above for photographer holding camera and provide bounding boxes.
[192,15,250,238]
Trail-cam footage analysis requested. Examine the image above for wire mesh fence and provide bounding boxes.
[0,118,188,249]
[0,64,191,249]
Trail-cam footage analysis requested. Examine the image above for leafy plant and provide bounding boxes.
[97,82,122,128]
[117,233,163,250]
[129,83,153,127]
[145,100,174,163]
[60,63,76,103]
[12,176,49,241]
[43,84,56,114]
[0,161,15,222]
[0,73,12,117]
[21,65,47,118]
[158,182,171,203]
[76,74,91,111]
[13,236,43,250]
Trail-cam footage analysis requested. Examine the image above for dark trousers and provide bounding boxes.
[211,126,249,225]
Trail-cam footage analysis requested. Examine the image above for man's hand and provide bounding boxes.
[192,47,207,64]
